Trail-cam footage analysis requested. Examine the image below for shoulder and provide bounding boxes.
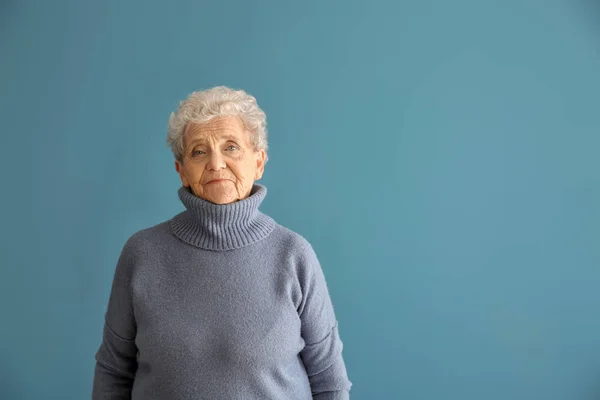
[269,221,320,273]
[269,222,330,299]
[112,220,174,279]
[271,221,315,255]
[120,220,173,254]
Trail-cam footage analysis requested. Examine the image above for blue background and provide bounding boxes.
[1,1,599,399]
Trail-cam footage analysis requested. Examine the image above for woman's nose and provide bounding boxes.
[206,151,226,171]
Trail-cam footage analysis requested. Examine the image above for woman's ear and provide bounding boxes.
[175,160,190,187]
[254,150,266,180]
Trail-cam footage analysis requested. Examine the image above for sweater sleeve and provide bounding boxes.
[297,241,352,400]
[92,236,140,399]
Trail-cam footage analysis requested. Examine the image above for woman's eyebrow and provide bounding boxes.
[189,135,239,146]
[222,135,239,142]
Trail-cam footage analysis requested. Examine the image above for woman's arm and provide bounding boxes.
[297,240,352,400]
[92,236,140,399]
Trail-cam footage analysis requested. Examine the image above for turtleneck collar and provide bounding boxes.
[170,183,275,251]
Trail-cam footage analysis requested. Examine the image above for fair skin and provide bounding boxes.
[175,116,266,204]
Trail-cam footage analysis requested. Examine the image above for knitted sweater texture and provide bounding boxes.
[92,184,352,399]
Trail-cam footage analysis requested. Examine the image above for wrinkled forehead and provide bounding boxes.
[184,116,249,146]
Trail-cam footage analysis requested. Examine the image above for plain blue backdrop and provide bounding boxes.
[1,1,599,399]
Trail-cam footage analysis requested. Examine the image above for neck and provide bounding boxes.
[170,184,275,251]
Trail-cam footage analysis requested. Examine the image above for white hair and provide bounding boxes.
[166,86,268,163]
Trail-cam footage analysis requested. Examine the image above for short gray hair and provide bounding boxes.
[166,86,268,163]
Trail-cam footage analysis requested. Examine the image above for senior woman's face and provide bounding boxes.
[174,116,266,204]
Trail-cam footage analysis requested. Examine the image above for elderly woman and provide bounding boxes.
[92,86,352,399]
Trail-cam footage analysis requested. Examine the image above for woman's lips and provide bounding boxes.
[207,179,227,184]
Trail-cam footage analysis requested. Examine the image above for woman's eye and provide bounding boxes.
[191,150,204,156]
[226,145,239,151]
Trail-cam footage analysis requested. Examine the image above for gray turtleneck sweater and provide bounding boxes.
[92,184,352,400]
